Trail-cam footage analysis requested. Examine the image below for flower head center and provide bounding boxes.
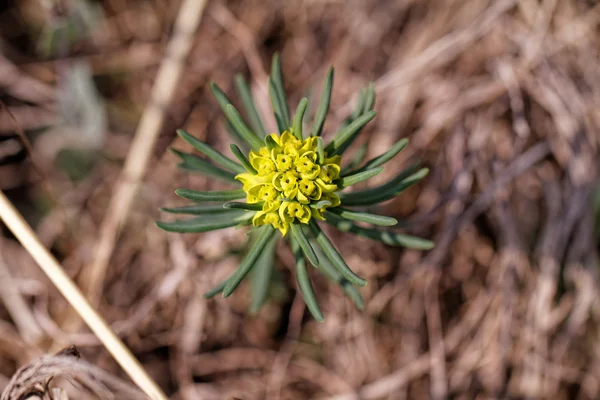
[235,130,342,235]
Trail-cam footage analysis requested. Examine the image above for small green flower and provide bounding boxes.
[157,54,433,321]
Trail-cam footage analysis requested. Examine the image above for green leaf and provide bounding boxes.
[269,79,288,133]
[362,82,376,114]
[324,212,434,249]
[234,74,266,137]
[308,220,367,287]
[210,82,246,145]
[310,199,332,209]
[270,53,290,128]
[265,135,278,150]
[230,144,257,174]
[327,207,397,227]
[290,223,319,267]
[250,232,277,313]
[225,120,248,151]
[223,201,263,211]
[340,143,369,175]
[225,104,264,151]
[316,137,325,164]
[160,204,231,215]
[348,138,408,176]
[351,87,367,120]
[177,129,245,173]
[176,188,246,202]
[291,237,324,322]
[204,280,227,298]
[310,240,364,310]
[223,225,277,297]
[338,167,384,188]
[325,110,376,156]
[340,167,428,206]
[311,67,334,137]
[156,211,253,233]
[292,97,309,140]
[170,149,237,183]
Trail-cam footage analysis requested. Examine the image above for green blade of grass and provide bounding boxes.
[234,74,266,137]
[175,188,246,202]
[230,144,257,174]
[292,97,309,140]
[223,225,277,297]
[327,207,397,227]
[170,149,237,183]
[290,223,319,267]
[176,129,244,173]
[324,212,434,249]
[338,167,384,188]
[291,237,324,322]
[311,67,334,137]
[325,110,376,156]
[308,220,367,287]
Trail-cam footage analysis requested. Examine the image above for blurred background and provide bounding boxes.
[1,0,600,399]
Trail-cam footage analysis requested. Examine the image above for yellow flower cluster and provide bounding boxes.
[235,131,341,235]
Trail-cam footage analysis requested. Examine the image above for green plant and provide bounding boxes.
[157,54,433,321]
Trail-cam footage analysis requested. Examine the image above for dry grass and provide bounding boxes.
[0,0,599,399]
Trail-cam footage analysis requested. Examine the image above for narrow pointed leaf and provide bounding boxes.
[338,167,384,188]
[310,239,364,310]
[265,135,278,150]
[349,138,408,176]
[324,212,434,249]
[225,120,247,151]
[161,204,231,215]
[325,110,376,156]
[225,104,263,151]
[170,149,237,183]
[250,233,277,313]
[270,53,290,127]
[210,82,247,145]
[269,79,288,133]
[156,211,253,233]
[316,137,325,164]
[176,188,246,202]
[308,220,367,286]
[341,143,369,175]
[204,280,227,298]
[292,97,308,140]
[230,144,257,174]
[177,129,244,173]
[223,201,263,211]
[362,82,376,114]
[351,87,367,120]
[340,167,428,206]
[234,74,266,137]
[309,200,332,209]
[311,67,334,137]
[223,225,277,297]
[292,238,324,322]
[290,223,319,267]
[327,207,397,226]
